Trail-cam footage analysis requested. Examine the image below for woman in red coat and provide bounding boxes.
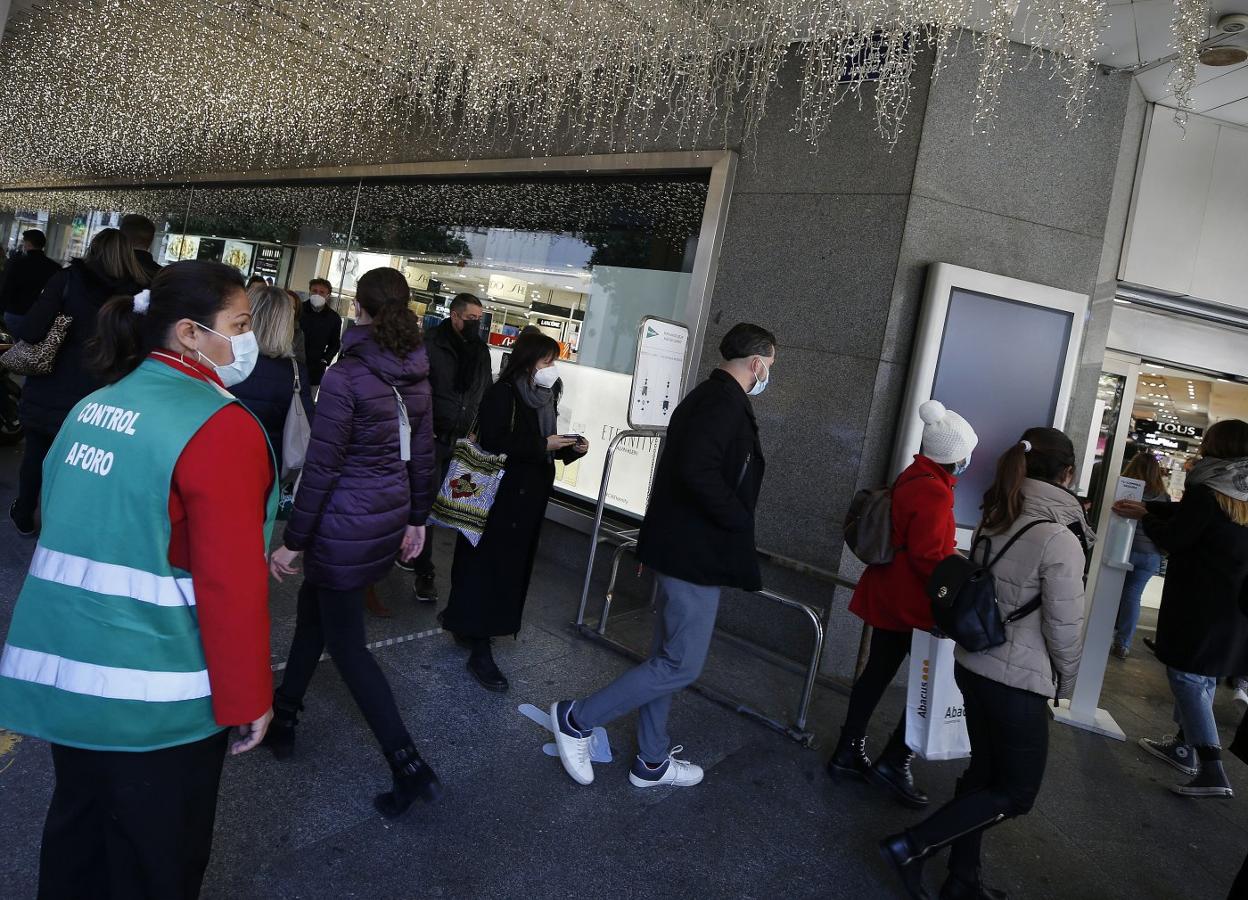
[828,400,978,808]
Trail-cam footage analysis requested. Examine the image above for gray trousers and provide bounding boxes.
[576,572,721,764]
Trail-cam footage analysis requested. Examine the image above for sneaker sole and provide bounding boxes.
[1170,785,1234,798]
[549,702,594,786]
[1139,738,1198,777]
[628,770,704,789]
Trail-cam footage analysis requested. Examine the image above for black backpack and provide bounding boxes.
[925,520,1052,652]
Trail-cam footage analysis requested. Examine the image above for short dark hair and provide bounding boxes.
[246,275,266,287]
[450,293,482,315]
[119,213,156,247]
[22,229,45,250]
[309,277,332,292]
[1203,419,1248,461]
[719,323,776,361]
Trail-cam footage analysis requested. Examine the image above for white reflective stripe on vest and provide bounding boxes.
[29,546,196,607]
[0,645,211,702]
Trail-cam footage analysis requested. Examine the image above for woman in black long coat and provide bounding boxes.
[442,332,588,691]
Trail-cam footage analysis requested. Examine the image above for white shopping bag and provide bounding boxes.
[905,631,971,761]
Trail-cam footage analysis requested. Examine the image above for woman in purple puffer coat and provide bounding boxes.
[266,267,442,819]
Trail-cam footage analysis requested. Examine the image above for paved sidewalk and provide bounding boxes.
[0,439,1243,899]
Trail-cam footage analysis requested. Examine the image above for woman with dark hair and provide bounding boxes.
[881,427,1087,900]
[267,266,442,818]
[1117,419,1248,799]
[441,331,588,692]
[0,261,275,898]
[1111,452,1170,659]
[10,227,149,536]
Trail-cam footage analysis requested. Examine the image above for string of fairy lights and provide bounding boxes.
[0,0,1216,185]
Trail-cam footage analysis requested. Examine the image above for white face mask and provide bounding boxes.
[309,294,327,310]
[195,324,259,388]
[533,364,560,390]
[748,359,770,397]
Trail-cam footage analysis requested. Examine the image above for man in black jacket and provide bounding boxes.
[398,293,493,602]
[0,230,60,335]
[120,214,162,279]
[300,278,342,388]
[552,322,775,789]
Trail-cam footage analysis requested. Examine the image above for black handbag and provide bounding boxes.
[926,519,1052,652]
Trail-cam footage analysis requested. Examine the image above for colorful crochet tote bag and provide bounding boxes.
[428,437,507,546]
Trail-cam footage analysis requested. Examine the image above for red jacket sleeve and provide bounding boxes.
[172,404,274,726]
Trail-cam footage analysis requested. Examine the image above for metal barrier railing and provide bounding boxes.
[574,430,849,748]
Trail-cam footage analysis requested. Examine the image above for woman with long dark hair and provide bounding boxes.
[441,331,588,692]
[1111,451,1170,659]
[881,427,1087,900]
[0,261,274,898]
[10,228,148,535]
[267,266,442,818]
[1118,419,1248,799]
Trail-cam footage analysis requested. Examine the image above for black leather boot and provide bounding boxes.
[940,873,1008,900]
[375,744,444,818]
[879,831,933,900]
[871,730,929,808]
[826,731,872,780]
[467,639,509,692]
[262,692,302,761]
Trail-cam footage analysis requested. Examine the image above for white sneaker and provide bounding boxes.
[1235,688,1248,708]
[551,701,594,785]
[629,746,704,788]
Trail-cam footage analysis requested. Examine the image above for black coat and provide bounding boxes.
[18,261,143,435]
[0,250,61,316]
[1144,484,1248,676]
[426,318,492,453]
[637,369,766,591]
[443,378,584,638]
[231,354,314,473]
[299,301,341,385]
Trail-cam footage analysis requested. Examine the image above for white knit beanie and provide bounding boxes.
[919,400,979,464]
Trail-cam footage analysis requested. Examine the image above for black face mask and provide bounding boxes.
[461,320,481,341]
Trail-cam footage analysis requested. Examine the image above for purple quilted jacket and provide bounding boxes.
[283,325,436,591]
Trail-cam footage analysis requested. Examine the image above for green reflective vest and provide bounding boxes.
[0,359,276,751]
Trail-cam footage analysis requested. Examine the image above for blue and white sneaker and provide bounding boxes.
[629,746,704,788]
[551,701,595,785]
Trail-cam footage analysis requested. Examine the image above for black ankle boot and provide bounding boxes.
[466,639,509,692]
[879,831,932,900]
[871,731,929,808]
[826,731,872,780]
[375,744,444,818]
[263,693,302,761]
[940,873,1008,900]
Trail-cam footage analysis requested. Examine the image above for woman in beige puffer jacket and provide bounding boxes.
[881,427,1089,900]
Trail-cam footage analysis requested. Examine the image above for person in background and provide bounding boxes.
[300,277,341,389]
[10,228,148,536]
[1118,419,1248,799]
[397,292,492,604]
[231,284,313,475]
[881,427,1086,900]
[0,261,274,899]
[119,213,162,279]
[246,275,267,290]
[441,331,587,691]
[828,400,978,809]
[0,228,61,336]
[267,267,442,819]
[285,288,308,368]
[1111,452,1170,660]
[551,323,774,789]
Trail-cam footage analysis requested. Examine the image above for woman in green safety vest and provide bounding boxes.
[0,260,277,900]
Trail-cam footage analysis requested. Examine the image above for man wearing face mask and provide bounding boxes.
[300,278,341,389]
[397,293,493,603]
[551,323,776,790]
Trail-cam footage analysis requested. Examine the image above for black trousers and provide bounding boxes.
[908,664,1050,881]
[842,626,912,742]
[38,730,229,900]
[15,425,55,522]
[412,448,453,576]
[277,580,411,754]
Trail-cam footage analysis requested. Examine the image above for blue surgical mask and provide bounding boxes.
[954,455,972,477]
